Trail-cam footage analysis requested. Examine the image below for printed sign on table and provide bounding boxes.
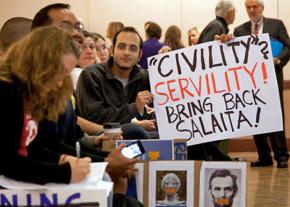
[116,139,187,160]
[199,162,247,207]
[148,34,283,145]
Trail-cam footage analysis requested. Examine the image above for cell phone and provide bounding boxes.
[121,140,146,158]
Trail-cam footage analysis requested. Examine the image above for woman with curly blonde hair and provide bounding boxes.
[0,26,92,185]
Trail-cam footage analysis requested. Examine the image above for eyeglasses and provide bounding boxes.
[95,44,107,52]
[80,44,96,51]
[59,21,84,33]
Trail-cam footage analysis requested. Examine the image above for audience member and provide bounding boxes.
[29,4,145,206]
[163,25,184,51]
[234,0,290,168]
[0,17,32,59]
[188,26,200,46]
[144,21,154,33]
[198,0,235,44]
[71,30,97,90]
[106,21,124,43]
[139,21,164,69]
[30,3,107,158]
[78,30,97,68]
[0,26,91,184]
[76,27,158,138]
[91,32,109,64]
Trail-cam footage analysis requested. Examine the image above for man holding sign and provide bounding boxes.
[234,0,290,168]
[76,27,156,136]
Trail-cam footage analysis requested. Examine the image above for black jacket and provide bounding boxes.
[76,59,151,124]
[0,80,71,184]
[198,17,229,44]
[29,99,108,163]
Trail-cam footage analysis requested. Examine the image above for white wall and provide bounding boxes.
[1,0,289,79]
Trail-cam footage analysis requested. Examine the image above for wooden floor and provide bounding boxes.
[229,152,290,207]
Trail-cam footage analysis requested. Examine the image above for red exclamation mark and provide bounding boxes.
[262,62,268,84]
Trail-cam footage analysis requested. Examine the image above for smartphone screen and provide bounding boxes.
[121,140,145,158]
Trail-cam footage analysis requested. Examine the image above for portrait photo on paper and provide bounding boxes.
[155,170,187,207]
[199,162,246,207]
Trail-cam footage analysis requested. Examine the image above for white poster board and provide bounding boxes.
[148,34,283,146]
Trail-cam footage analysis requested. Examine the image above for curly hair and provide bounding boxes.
[0,26,79,121]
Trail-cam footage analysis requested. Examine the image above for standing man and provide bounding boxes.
[234,0,290,168]
[198,0,235,43]
[188,0,236,161]
[76,27,157,135]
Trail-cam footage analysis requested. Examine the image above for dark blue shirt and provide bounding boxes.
[139,38,164,69]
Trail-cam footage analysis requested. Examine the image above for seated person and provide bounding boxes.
[0,26,90,185]
[29,3,144,206]
[76,27,158,138]
[91,32,109,64]
[0,17,32,60]
[139,21,164,69]
[71,30,97,90]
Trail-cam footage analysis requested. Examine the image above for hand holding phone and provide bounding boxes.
[121,140,145,159]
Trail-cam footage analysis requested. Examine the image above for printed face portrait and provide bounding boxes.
[162,173,180,195]
[210,176,234,207]
[155,171,187,206]
[207,169,239,207]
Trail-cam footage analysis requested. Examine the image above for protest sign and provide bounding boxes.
[148,34,283,145]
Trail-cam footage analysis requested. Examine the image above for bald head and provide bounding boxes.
[0,17,32,52]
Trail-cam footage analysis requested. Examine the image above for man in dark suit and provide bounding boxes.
[234,0,290,168]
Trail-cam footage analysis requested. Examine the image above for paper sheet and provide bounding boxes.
[0,162,111,194]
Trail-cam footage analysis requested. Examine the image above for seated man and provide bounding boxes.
[76,26,158,138]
